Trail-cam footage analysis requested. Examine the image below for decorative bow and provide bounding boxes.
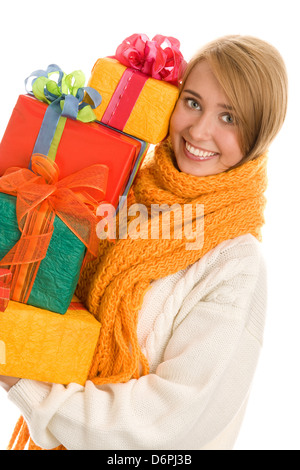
[25,65,102,158]
[115,34,187,86]
[0,155,109,268]
[25,64,101,122]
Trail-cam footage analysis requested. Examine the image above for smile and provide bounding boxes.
[185,141,219,161]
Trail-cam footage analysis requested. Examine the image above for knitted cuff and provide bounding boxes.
[8,379,51,423]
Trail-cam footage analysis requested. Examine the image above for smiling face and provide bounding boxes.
[169,60,244,177]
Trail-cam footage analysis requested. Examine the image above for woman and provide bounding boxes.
[0,35,288,450]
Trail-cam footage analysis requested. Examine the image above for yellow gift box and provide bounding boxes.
[88,58,179,144]
[0,297,100,385]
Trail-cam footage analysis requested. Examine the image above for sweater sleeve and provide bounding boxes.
[8,237,267,450]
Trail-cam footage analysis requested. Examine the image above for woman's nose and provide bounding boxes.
[189,114,213,141]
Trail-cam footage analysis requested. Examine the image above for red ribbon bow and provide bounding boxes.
[115,34,187,86]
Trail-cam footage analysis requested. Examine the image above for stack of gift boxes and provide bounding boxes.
[0,34,186,385]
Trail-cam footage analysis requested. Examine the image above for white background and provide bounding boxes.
[0,0,299,451]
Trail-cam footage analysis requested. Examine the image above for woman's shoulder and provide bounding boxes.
[181,234,267,302]
[150,234,265,298]
[149,234,266,308]
[191,234,265,275]
[170,234,267,336]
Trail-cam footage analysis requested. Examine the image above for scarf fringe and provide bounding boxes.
[8,416,65,450]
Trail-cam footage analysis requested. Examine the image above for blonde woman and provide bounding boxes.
[1,35,288,450]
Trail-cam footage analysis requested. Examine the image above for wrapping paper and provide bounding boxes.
[0,269,11,312]
[87,57,180,144]
[0,297,101,385]
[0,94,142,208]
[0,193,86,314]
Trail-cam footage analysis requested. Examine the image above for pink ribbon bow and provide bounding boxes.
[115,34,187,86]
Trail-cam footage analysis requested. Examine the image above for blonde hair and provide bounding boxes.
[180,35,288,164]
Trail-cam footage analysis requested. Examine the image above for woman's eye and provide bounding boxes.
[221,113,235,124]
[186,98,201,110]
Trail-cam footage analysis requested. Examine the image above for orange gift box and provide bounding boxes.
[88,57,179,144]
[0,94,142,208]
[0,297,101,385]
[87,34,187,144]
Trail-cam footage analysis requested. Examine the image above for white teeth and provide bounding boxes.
[186,142,217,159]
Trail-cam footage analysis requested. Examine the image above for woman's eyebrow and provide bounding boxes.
[218,103,233,111]
[182,89,202,100]
[183,89,233,111]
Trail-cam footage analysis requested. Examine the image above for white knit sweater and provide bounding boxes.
[8,234,267,450]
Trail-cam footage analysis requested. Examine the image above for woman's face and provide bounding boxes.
[169,60,244,177]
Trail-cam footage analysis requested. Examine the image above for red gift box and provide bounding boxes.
[0,269,12,312]
[0,94,142,208]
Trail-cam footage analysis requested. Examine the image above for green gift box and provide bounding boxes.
[0,192,86,314]
[0,157,107,314]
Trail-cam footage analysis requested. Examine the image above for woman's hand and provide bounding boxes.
[0,375,20,392]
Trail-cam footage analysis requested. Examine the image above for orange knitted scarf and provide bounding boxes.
[8,138,268,450]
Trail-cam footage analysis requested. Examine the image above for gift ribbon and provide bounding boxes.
[0,269,12,312]
[25,65,102,162]
[101,68,148,130]
[0,155,108,303]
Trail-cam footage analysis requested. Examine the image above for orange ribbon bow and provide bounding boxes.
[0,155,108,303]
